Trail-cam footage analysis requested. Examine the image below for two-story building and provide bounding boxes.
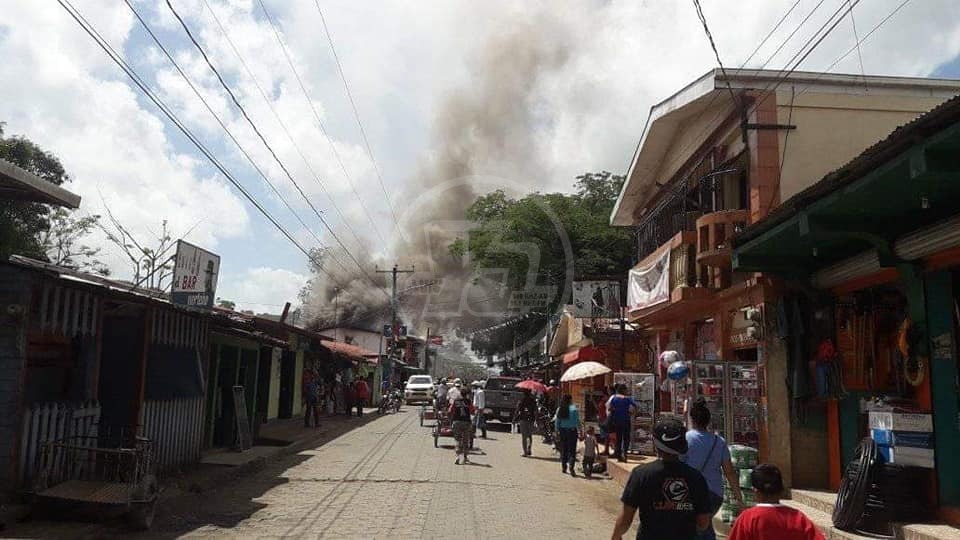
[611,68,960,488]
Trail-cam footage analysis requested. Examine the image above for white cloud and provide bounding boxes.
[2,0,959,285]
[217,266,309,313]
[0,0,250,278]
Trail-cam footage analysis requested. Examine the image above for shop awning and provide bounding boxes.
[321,341,378,364]
[562,346,607,365]
[732,93,960,278]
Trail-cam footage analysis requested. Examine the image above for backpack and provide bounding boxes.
[452,400,471,421]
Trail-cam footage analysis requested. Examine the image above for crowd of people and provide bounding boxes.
[301,367,372,428]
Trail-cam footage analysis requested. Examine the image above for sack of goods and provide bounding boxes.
[722,444,759,522]
[729,444,759,469]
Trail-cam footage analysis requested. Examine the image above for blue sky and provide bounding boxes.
[3,1,960,314]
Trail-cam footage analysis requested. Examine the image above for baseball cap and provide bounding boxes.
[653,418,688,455]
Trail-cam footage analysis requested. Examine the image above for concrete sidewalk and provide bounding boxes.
[160,408,380,498]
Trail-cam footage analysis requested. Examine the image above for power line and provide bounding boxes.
[55,0,338,285]
[691,0,739,106]
[798,0,914,97]
[122,0,351,278]
[650,0,824,186]
[256,0,391,249]
[196,0,379,257]
[164,0,387,297]
[314,1,408,245]
[847,0,867,80]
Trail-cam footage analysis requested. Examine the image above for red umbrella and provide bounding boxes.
[515,380,548,393]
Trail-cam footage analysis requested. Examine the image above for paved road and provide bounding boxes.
[10,409,635,539]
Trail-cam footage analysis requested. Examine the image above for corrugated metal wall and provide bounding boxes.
[141,396,204,475]
[18,401,100,489]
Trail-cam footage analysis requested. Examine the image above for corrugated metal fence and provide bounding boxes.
[19,401,100,488]
[142,396,204,474]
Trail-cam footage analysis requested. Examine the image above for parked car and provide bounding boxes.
[481,376,522,423]
[404,375,435,405]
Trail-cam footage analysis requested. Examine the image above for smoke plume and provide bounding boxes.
[303,10,573,336]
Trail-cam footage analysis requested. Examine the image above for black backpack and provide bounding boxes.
[452,400,471,421]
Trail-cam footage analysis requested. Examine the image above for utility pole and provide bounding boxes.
[424,327,431,373]
[376,264,414,385]
[334,286,340,342]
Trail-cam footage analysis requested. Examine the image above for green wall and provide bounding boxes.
[925,271,960,506]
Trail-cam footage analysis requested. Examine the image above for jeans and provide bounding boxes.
[453,420,472,456]
[474,413,486,436]
[698,491,724,540]
[303,401,319,427]
[612,419,631,459]
[518,420,534,455]
[558,428,578,470]
[583,456,595,477]
[355,398,366,417]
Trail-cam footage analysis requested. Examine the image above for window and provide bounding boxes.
[408,376,432,385]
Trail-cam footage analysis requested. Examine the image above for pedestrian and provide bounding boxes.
[334,378,346,415]
[596,389,611,457]
[684,398,743,540]
[728,464,824,540]
[435,378,449,409]
[449,391,474,465]
[514,389,537,457]
[353,377,370,417]
[606,383,637,462]
[611,418,712,540]
[554,394,580,477]
[303,371,320,428]
[471,381,487,438]
[582,425,599,478]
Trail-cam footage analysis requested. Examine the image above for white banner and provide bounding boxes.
[627,249,670,311]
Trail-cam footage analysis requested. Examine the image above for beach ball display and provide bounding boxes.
[667,360,690,381]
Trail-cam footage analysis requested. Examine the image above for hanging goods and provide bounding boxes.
[897,319,926,387]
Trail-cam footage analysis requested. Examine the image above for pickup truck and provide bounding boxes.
[482,376,523,423]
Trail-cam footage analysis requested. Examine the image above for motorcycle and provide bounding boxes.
[536,403,556,446]
[379,390,403,414]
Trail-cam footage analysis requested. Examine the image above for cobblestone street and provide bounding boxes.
[9,409,635,539]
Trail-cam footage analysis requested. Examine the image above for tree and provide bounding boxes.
[216,298,236,310]
[38,207,110,275]
[450,171,633,355]
[0,123,70,261]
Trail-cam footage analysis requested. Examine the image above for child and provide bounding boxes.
[728,464,824,540]
[582,425,599,478]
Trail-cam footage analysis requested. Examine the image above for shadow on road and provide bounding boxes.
[8,410,389,539]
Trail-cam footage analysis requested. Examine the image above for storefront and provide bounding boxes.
[733,94,960,525]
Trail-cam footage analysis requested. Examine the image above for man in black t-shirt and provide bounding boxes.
[611,418,711,540]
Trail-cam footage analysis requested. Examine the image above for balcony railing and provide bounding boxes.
[635,168,746,264]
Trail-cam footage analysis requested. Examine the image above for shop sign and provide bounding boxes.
[627,250,670,311]
[171,240,220,308]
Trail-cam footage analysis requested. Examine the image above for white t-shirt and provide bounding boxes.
[448,387,462,401]
[473,389,485,409]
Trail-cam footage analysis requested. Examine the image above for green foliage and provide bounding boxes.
[452,171,633,356]
[0,123,70,261]
[216,298,236,310]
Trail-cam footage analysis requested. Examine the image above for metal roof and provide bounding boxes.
[610,69,960,226]
[0,158,81,208]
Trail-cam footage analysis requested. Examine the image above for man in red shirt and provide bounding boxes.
[728,464,824,540]
[353,378,371,417]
